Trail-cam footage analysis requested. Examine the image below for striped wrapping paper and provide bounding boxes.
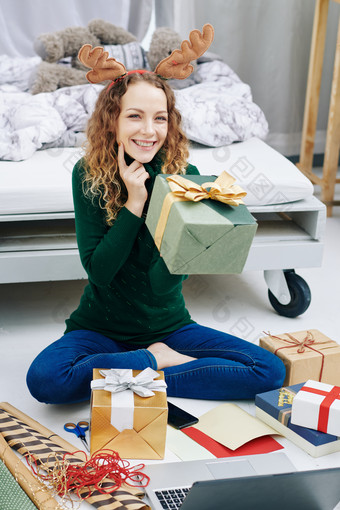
[0,406,149,510]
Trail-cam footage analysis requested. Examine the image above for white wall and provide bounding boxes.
[155,0,340,156]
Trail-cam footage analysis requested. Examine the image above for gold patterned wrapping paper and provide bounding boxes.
[91,369,168,460]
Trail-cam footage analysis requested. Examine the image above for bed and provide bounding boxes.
[0,136,325,318]
[0,51,326,317]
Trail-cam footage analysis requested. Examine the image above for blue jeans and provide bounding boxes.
[26,324,285,404]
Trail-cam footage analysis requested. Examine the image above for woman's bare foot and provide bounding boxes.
[147,342,197,370]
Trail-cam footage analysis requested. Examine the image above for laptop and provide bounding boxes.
[142,453,340,510]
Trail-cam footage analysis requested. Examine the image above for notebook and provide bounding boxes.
[255,383,340,457]
[142,454,340,510]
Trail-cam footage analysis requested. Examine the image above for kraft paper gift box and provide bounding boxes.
[259,330,340,386]
[90,368,168,459]
[145,172,257,274]
[255,383,340,457]
[291,380,340,437]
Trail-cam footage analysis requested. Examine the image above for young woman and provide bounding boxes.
[26,71,285,404]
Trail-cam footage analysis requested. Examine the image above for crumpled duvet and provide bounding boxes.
[0,55,268,161]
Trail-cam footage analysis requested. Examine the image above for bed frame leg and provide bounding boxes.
[264,270,291,305]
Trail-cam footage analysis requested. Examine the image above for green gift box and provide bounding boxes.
[146,174,257,274]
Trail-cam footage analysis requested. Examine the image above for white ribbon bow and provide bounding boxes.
[97,367,167,397]
[91,368,167,431]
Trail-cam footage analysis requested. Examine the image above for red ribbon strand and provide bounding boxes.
[27,449,150,499]
[264,331,325,381]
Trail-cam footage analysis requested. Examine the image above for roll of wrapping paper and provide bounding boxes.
[0,434,55,509]
[0,402,150,510]
[0,458,37,510]
[0,401,81,454]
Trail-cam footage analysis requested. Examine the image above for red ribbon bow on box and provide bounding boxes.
[299,384,340,433]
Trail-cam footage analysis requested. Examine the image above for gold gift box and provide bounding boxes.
[90,369,168,459]
[260,329,340,386]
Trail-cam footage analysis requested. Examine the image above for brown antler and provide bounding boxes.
[78,44,127,84]
[155,24,214,80]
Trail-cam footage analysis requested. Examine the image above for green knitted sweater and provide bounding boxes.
[64,154,199,345]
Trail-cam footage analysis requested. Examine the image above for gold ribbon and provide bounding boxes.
[154,171,247,250]
[166,171,247,205]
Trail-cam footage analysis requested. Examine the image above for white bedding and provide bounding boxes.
[0,55,269,161]
[188,138,314,206]
[0,138,313,216]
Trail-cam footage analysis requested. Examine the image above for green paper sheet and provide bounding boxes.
[0,460,37,510]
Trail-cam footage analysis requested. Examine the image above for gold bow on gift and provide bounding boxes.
[166,171,246,206]
[154,171,247,250]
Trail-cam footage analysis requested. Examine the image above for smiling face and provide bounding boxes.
[116,81,168,164]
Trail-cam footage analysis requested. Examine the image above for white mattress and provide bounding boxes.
[0,138,313,216]
[188,138,313,206]
[0,147,83,216]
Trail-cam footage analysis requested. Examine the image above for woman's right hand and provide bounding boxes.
[118,142,149,217]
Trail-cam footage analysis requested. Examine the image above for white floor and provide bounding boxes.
[0,187,339,508]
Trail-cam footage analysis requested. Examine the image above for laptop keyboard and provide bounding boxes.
[154,487,191,509]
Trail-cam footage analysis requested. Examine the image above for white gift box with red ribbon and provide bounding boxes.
[291,379,340,436]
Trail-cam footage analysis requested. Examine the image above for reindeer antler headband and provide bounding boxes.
[78,23,214,86]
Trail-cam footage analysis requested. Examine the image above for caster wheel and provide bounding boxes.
[268,271,311,318]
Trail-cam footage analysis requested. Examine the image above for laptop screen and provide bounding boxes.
[180,467,340,510]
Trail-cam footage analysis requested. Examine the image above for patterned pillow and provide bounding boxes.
[104,42,148,71]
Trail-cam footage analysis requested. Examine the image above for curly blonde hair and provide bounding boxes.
[83,72,189,225]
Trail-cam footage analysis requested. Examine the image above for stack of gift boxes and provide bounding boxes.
[256,329,340,457]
